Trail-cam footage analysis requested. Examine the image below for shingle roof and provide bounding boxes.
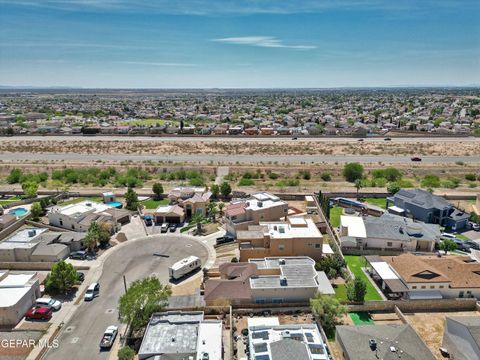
[336,324,435,360]
[270,338,310,360]
[394,189,450,209]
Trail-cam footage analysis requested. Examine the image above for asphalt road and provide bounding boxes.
[3,135,480,143]
[2,152,479,164]
[43,235,208,360]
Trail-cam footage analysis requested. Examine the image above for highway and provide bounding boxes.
[1,152,480,164]
[2,135,480,143]
[43,235,209,360]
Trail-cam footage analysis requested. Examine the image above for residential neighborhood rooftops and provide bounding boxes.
[260,217,323,239]
[51,200,112,217]
[336,324,435,360]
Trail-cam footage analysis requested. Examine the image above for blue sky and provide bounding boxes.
[0,0,479,88]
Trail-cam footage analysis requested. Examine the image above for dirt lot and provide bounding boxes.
[406,310,480,359]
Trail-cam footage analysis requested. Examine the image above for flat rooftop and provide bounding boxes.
[260,217,322,239]
[55,200,112,217]
[2,228,47,244]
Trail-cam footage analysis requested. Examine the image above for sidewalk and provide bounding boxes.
[27,230,218,360]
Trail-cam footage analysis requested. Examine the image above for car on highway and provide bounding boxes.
[410,157,422,162]
[216,235,235,245]
[25,306,52,321]
[169,224,177,232]
[357,138,364,142]
[99,325,118,349]
[69,250,87,260]
[35,297,62,311]
[160,223,169,233]
[77,271,85,282]
[84,282,100,301]
[384,137,392,141]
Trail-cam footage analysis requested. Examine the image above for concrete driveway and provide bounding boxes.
[41,234,210,360]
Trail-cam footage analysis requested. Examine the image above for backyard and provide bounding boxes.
[344,255,383,301]
[362,197,387,209]
[329,206,343,228]
[141,198,169,209]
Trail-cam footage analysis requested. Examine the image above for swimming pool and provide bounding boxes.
[106,201,123,209]
[8,207,28,217]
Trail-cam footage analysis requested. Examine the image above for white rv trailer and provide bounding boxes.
[168,256,201,280]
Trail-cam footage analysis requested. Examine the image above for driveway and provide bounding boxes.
[42,235,209,360]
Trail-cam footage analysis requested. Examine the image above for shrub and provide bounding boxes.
[465,173,477,181]
[320,172,332,181]
[421,174,440,188]
[238,178,255,186]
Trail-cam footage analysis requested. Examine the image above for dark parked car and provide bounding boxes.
[77,271,85,282]
[216,235,235,245]
[25,306,52,321]
[357,138,364,142]
[384,137,392,141]
[454,239,472,252]
[411,157,422,162]
[465,241,480,250]
[144,217,153,226]
[69,250,87,260]
[169,224,177,232]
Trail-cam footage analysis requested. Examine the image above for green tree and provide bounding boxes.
[30,202,43,221]
[218,202,225,216]
[343,162,364,182]
[207,202,218,221]
[439,239,457,254]
[44,260,77,294]
[125,187,139,211]
[346,278,367,302]
[310,293,347,336]
[383,167,402,182]
[320,172,332,181]
[210,184,220,199]
[387,182,401,194]
[220,182,232,198]
[190,213,205,234]
[118,276,171,331]
[354,179,363,196]
[152,183,164,199]
[22,181,39,198]
[118,346,135,360]
[7,169,23,184]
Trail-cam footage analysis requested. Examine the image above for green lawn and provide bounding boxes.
[334,284,348,302]
[363,197,387,209]
[349,312,374,325]
[329,206,343,227]
[344,255,383,301]
[141,198,170,209]
[455,233,470,241]
[0,196,22,205]
[60,196,102,206]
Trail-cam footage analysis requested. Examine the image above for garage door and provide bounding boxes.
[165,216,181,223]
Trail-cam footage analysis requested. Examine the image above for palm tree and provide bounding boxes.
[190,213,205,235]
[354,179,363,197]
[218,202,225,217]
[207,202,218,221]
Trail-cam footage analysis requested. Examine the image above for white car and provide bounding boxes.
[84,283,100,301]
[100,325,118,348]
[441,233,457,240]
[36,297,62,311]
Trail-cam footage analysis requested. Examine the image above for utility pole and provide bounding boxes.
[123,275,127,294]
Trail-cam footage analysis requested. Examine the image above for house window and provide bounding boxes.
[278,244,285,251]
[231,216,237,221]
[412,286,417,289]
[284,208,288,213]
[430,285,435,289]
[459,291,464,298]
[315,244,321,249]
[421,286,426,289]
[59,219,63,226]
[71,225,75,230]
[439,285,444,289]
[387,242,393,247]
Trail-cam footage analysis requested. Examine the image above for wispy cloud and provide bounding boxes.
[3,0,472,15]
[212,36,316,50]
[115,61,198,67]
